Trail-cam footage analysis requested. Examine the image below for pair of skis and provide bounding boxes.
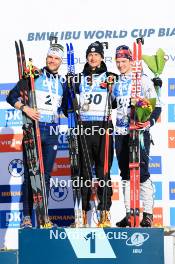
[15,40,49,227]
[129,38,144,227]
[66,43,83,227]
[66,43,99,227]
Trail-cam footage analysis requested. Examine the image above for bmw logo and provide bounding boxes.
[8,159,24,177]
[50,184,68,202]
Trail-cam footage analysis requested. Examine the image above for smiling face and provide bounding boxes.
[46,54,62,73]
[116,57,132,75]
[87,52,103,70]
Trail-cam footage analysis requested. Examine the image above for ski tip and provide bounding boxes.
[66,43,73,48]
[136,37,144,45]
[132,42,137,60]
[66,43,70,53]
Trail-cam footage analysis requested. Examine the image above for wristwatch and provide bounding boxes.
[19,104,25,111]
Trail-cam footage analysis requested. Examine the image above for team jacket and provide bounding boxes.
[6,67,65,123]
[72,61,117,122]
[112,73,161,135]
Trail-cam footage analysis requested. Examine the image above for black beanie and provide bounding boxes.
[86,41,104,58]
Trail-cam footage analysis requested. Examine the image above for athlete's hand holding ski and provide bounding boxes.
[22,105,40,121]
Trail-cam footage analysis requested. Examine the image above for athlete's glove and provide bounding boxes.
[152,77,162,88]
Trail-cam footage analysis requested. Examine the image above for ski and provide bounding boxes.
[100,74,113,227]
[129,38,144,227]
[66,43,98,227]
[66,43,83,227]
[15,40,49,227]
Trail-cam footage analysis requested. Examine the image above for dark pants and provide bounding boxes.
[22,123,58,217]
[79,121,114,211]
[115,131,151,183]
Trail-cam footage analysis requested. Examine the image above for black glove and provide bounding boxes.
[152,77,162,88]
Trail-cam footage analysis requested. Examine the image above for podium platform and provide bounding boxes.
[0,250,17,264]
[18,228,164,264]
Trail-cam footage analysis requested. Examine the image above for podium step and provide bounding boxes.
[18,227,164,264]
[0,250,17,264]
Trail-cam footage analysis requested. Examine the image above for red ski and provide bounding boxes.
[129,38,144,227]
[15,41,49,227]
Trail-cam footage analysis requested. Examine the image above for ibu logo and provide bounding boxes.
[126,232,149,247]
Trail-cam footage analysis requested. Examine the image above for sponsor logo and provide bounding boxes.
[0,210,23,228]
[8,159,24,177]
[48,208,74,226]
[57,134,69,150]
[0,134,23,152]
[169,182,175,200]
[50,185,68,202]
[153,182,162,200]
[126,232,149,247]
[149,156,162,174]
[0,83,15,102]
[168,130,175,148]
[170,208,175,226]
[0,185,23,203]
[168,104,175,122]
[0,109,22,127]
[153,207,163,227]
[51,157,71,176]
[168,78,175,96]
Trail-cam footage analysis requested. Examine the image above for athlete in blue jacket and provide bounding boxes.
[6,43,65,227]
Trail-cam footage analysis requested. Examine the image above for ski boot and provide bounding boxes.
[21,216,32,228]
[82,210,89,227]
[116,213,131,227]
[40,218,57,229]
[97,211,111,227]
[69,210,86,228]
[140,212,153,227]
